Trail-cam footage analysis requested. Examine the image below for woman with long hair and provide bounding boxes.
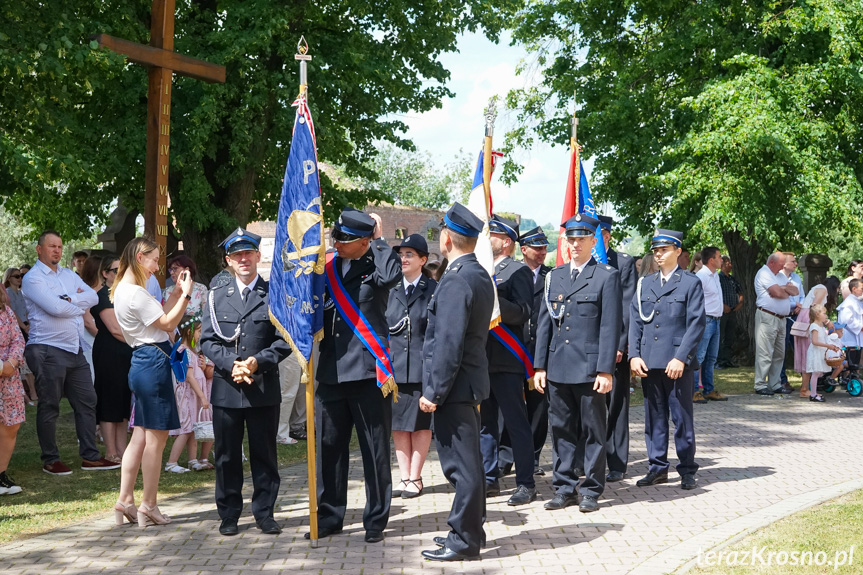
[91,256,132,463]
[110,237,192,528]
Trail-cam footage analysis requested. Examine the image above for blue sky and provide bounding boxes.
[394,31,603,227]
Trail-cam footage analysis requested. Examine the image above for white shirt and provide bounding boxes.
[784,271,805,312]
[113,283,169,347]
[838,295,863,347]
[402,275,420,293]
[754,265,788,315]
[660,265,679,285]
[569,258,589,277]
[696,266,723,317]
[529,265,541,284]
[22,259,98,354]
[236,275,259,299]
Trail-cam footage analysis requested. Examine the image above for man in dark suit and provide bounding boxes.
[312,208,402,544]
[481,214,536,506]
[598,215,636,482]
[201,228,292,536]
[419,203,494,562]
[534,214,621,513]
[498,226,551,477]
[629,229,706,490]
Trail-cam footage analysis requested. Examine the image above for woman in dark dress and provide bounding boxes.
[386,234,437,498]
[92,256,132,464]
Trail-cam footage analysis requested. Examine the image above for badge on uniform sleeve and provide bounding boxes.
[552,303,558,310]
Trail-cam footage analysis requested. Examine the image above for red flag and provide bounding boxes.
[556,145,579,265]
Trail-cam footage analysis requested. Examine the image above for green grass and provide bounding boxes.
[690,489,863,574]
[0,401,318,543]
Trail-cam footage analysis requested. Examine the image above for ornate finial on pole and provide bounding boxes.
[484,96,499,137]
[295,36,311,95]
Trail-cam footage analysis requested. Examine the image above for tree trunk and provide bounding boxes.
[722,230,762,364]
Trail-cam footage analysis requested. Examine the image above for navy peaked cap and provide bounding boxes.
[563,213,599,237]
[651,228,683,250]
[396,233,429,255]
[597,215,614,231]
[488,214,519,242]
[333,207,376,242]
[219,227,261,254]
[518,226,549,247]
[443,203,483,238]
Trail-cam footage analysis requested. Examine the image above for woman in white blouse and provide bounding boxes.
[110,237,193,528]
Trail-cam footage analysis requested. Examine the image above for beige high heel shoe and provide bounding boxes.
[114,501,138,525]
[137,504,172,528]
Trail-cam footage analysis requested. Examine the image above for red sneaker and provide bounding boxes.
[43,461,73,476]
[81,457,121,471]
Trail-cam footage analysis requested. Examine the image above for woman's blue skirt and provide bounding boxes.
[129,342,180,430]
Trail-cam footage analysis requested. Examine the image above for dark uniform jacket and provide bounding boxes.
[488,256,534,374]
[201,278,292,408]
[534,259,622,384]
[422,253,495,405]
[628,268,706,370]
[386,276,437,385]
[318,238,402,385]
[525,264,551,357]
[607,249,637,352]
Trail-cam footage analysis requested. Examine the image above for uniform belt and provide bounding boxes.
[757,307,787,319]
[707,315,721,320]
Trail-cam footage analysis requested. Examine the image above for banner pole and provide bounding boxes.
[482,96,498,213]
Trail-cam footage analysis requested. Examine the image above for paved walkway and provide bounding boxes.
[2,392,862,574]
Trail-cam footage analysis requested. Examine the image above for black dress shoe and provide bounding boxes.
[256,517,282,534]
[681,473,697,490]
[636,470,669,486]
[534,467,546,476]
[574,467,585,477]
[506,485,537,506]
[776,385,793,395]
[485,482,500,497]
[755,388,775,395]
[219,517,239,536]
[544,492,578,510]
[304,525,343,539]
[434,535,487,549]
[422,546,480,562]
[365,529,384,543]
[498,462,513,477]
[579,495,599,513]
[810,394,825,402]
[606,471,625,482]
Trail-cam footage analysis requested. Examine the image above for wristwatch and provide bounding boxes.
[184,293,192,300]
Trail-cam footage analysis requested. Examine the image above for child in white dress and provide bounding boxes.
[806,305,840,403]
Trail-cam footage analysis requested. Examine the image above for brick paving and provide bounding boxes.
[2,392,862,574]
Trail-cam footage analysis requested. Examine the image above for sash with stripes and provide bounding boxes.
[490,323,536,383]
[324,255,397,399]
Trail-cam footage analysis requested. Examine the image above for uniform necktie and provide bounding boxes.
[661,278,667,287]
[242,287,251,302]
[406,284,415,298]
[571,268,580,283]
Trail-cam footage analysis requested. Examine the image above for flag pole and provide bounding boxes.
[294,35,319,549]
[482,96,498,215]
[571,91,580,209]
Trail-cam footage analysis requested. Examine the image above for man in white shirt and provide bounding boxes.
[694,247,727,403]
[22,230,119,475]
[779,252,805,388]
[753,252,799,395]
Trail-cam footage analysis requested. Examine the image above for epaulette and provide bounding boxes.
[603,264,614,271]
[682,270,698,278]
[618,252,632,259]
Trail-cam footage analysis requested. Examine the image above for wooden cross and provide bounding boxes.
[93,0,225,285]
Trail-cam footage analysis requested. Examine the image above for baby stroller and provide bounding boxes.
[820,346,863,396]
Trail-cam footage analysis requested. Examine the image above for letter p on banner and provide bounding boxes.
[303,160,315,184]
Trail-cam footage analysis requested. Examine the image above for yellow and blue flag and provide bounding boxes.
[269,94,326,377]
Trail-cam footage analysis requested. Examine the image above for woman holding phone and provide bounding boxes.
[110,237,193,528]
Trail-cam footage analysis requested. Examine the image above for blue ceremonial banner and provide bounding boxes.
[577,157,608,264]
[269,95,326,376]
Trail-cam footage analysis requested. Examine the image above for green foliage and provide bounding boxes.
[356,143,473,210]
[0,207,37,269]
[0,0,520,275]
[503,0,863,252]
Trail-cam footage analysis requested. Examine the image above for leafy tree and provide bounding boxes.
[0,0,518,277]
[504,0,863,354]
[0,208,37,270]
[356,144,473,210]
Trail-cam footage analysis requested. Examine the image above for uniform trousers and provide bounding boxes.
[316,379,392,532]
[24,344,100,464]
[213,404,280,521]
[434,402,485,556]
[548,381,607,498]
[641,369,698,476]
[480,371,536,488]
[606,353,630,474]
[498,382,548,472]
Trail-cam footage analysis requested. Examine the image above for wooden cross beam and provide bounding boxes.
[93,0,225,285]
